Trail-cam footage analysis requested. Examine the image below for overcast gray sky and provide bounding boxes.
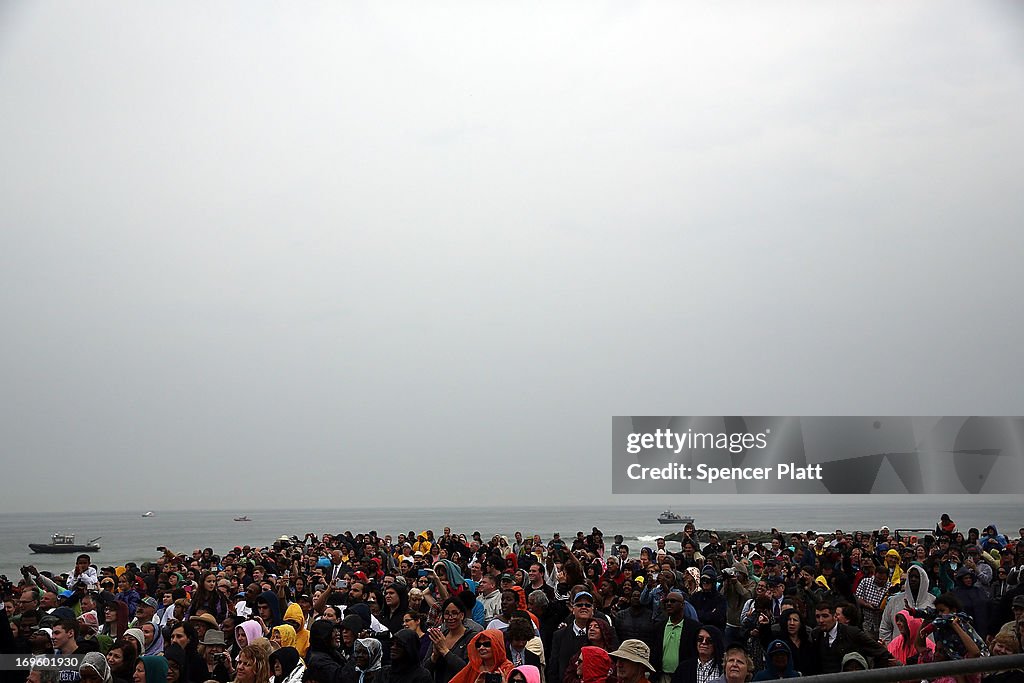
[2,2,1023,512]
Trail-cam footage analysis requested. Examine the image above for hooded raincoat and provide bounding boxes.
[447,630,513,683]
[283,603,310,657]
[887,610,934,664]
[578,647,612,683]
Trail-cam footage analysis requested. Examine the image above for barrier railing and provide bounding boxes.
[795,654,1024,683]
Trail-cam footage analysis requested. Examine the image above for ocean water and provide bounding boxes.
[2,500,1021,581]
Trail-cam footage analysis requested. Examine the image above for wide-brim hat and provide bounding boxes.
[608,639,655,672]
[189,613,219,628]
[201,629,226,646]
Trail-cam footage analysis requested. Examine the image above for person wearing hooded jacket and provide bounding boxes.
[283,604,310,658]
[751,640,799,680]
[576,647,612,683]
[447,630,513,683]
[982,526,1009,552]
[879,564,935,644]
[306,620,346,683]
[886,609,934,665]
[269,647,305,683]
[341,639,383,683]
[163,644,188,683]
[507,665,542,683]
[257,593,283,631]
[385,629,431,683]
[953,568,991,637]
[237,622,266,651]
[137,656,169,683]
[80,651,114,683]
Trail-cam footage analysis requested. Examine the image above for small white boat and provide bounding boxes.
[234,516,252,522]
[142,511,154,517]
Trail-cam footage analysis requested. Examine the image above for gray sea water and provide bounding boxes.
[3,500,1021,581]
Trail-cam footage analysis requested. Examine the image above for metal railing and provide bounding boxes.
[795,654,1024,683]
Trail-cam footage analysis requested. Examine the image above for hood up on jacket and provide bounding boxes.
[79,652,113,683]
[579,646,612,683]
[904,564,931,608]
[887,610,934,664]
[752,640,799,680]
[390,629,425,672]
[237,620,265,649]
[283,603,310,655]
[140,656,169,683]
[434,560,468,593]
[511,666,541,683]
[259,591,283,626]
[354,638,383,672]
[270,647,303,680]
[448,630,512,683]
[272,624,297,649]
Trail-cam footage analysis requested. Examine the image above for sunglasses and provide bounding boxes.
[475,641,492,649]
[574,602,593,608]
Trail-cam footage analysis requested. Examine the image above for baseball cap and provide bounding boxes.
[573,591,594,604]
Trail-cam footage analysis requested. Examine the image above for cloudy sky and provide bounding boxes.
[1,2,1022,512]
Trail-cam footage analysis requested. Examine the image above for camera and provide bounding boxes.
[484,674,503,683]
[214,653,227,662]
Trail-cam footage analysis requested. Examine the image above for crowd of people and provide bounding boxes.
[2,514,1024,683]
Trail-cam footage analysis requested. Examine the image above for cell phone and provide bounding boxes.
[484,673,502,683]
[336,579,348,589]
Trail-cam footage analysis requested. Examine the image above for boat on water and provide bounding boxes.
[657,510,694,525]
[234,516,252,522]
[29,533,101,554]
[141,511,154,517]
